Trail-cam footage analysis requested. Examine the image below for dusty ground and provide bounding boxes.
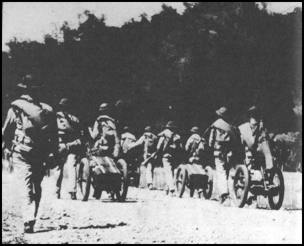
[2,166,302,244]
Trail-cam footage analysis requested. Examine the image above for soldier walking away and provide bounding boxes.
[85,102,121,200]
[129,125,158,189]
[157,121,182,195]
[185,126,201,162]
[2,74,58,233]
[55,98,83,200]
[120,126,137,155]
[208,107,243,205]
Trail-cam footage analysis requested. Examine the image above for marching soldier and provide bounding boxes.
[86,102,121,199]
[88,102,120,158]
[208,107,243,204]
[129,126,158,189]
[238,106,274,175]
[55,98,83,200]
[185,126,201,161]
[2,74,57,233]
[120,126,137,154]
[157,121,182,195]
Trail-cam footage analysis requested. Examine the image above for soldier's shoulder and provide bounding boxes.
[40,102,54,113]
[158,130,166,137]
[192,133,201,141]
[174,133,181,140]
[238,122,250,131]
[11,98,27,109]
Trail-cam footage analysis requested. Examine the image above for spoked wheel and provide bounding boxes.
[77,158,92,201]
[175,166,188,198]
[202,166,213,199]
[232,164,250,208]
[268,167,284,210]
[116,159,129,202]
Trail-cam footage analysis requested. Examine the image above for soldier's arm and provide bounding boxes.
[66,116,83,149]
[208,127,216,148]
[113,128,121,159]
[176,135,183,150]
[88,120,99,140]
[128,135,145,150]
[185,136,192,152]
[2,108,17,150]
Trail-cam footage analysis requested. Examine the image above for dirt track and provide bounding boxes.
[2,169,302,244]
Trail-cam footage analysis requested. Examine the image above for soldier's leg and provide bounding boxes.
[258,141,274,170]
[32,164,45,219]
[55,158,65,198]
[13,160,38,232]
[214,157,229,201]
[146,162,153,188]
[66,153,78,195]
[162,156,175,192]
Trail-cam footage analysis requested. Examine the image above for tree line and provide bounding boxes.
[2,2,302,137]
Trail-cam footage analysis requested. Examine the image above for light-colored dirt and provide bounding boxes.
[2,168,302,244]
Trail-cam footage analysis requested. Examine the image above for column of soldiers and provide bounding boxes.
[2,74,275,233]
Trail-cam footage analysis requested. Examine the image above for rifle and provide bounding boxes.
[141,151,158,166]
[141,131,175,166]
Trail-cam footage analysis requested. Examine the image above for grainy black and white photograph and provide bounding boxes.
[2,2,302,244]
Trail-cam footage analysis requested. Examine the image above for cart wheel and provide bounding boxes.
[175,166,187,198]
[232,164,250,208]
[268,167,284,210]
[77,159,91,201]
[203,166,213,199]
[117,159,129,201]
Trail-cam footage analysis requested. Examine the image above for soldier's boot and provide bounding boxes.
[93,188,102,200]
[147,183,153,190]
[69,192,77,200]
[24,220,35,234]
[220,193,229,204]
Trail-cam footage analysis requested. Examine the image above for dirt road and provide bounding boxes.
[2,170,302,244]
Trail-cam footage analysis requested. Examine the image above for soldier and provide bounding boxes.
[129,126,158,189]
[88,103,120,158]
[2,74,57,233]
[87,102,120,199]
[208,107,242,204]
[238,106,274,175]
[157,121,182,195]
[120,126,137,155]
[185,126,201,161]
[55,98,83,200]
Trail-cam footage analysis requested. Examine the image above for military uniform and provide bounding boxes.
[185,129,201,161]
[208,107,241,202]
[129,127,158,187]
[238,107,273,170]
[157,122,182,193]
[2,86,57,233]
[55,101,83,199]
[86,103,121,199]
[89,114,120,158]
[121,131,137,154]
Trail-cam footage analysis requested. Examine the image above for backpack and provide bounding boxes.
[11,98,55,154]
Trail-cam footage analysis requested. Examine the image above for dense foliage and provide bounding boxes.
[2,3,302,137]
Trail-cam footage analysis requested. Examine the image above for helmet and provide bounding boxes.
[190,126,199,133]
[165,121,177,130]
[144,126,152,132]
[99,102,110,112]
[215,106,229,119]
[58,98,70,110]
[247,105,261,119]
[17,74,42,89]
